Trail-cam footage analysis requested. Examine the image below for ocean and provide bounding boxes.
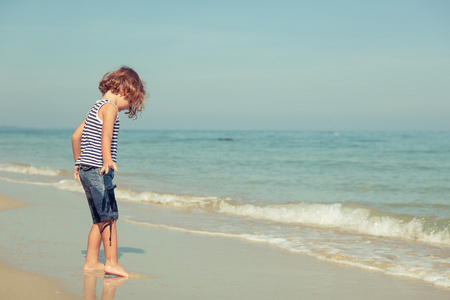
[0,128,449,287]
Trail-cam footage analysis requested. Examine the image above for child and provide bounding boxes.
[72,66,146,277]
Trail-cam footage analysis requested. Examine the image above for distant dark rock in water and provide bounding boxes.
[218,138,234,141]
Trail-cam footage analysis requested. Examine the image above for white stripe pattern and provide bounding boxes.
[76,99,120,167]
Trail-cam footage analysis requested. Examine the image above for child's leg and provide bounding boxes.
[83,224,105,271]
[101,220,129,277]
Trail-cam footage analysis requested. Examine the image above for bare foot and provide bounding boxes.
[83,261,105,272]
[104,264,129,278]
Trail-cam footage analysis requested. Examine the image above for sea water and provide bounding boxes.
[0,129,449,287]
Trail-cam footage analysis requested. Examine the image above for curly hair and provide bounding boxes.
[98,66,147,119]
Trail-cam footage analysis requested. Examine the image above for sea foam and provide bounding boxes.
[217,201,450,245]
[113,187,450,246]
[0,163,67,176]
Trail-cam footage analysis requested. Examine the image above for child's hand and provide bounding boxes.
[74,165,80,181]
[100,161,118,175]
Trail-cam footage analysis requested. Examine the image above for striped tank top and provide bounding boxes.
[75,99,120,168]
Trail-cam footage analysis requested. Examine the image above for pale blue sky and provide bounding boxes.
[1,0,449,130]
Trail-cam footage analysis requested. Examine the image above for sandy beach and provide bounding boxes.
[0,193,79,300]
[0,179,449,299]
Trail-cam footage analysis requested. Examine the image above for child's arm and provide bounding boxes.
[72,119,85,180]
[99,103,119,175]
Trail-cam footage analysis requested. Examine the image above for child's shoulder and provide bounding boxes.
[98,100,118,120]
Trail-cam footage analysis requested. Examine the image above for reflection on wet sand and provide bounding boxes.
[83,270,127,300]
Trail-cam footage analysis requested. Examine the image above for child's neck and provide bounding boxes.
[102,91,121,106]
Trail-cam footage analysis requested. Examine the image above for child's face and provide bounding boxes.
[117,96,133,112]
[116,87,134,112]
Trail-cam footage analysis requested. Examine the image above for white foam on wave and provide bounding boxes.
[0,177,85,194]
[115,188,226,209]
[114,188,450,246]
[218,201,450,246]
[0,177,53,186]
[0,163,66,176]
[53,179,85,193]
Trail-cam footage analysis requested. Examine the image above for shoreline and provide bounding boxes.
[0,180,449,299]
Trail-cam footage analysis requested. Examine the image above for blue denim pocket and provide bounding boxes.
[79,166,102,188]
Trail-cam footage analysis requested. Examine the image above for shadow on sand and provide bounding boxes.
[81,247,146,261]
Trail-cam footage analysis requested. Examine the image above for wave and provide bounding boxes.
[111,188,450,246]
[2,168,449,246]
[0,163,68,176]
[218,202,450,245]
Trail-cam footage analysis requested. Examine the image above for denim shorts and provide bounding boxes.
[78,165,119,224]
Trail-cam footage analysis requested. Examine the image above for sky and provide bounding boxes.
[0,0,449,130]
